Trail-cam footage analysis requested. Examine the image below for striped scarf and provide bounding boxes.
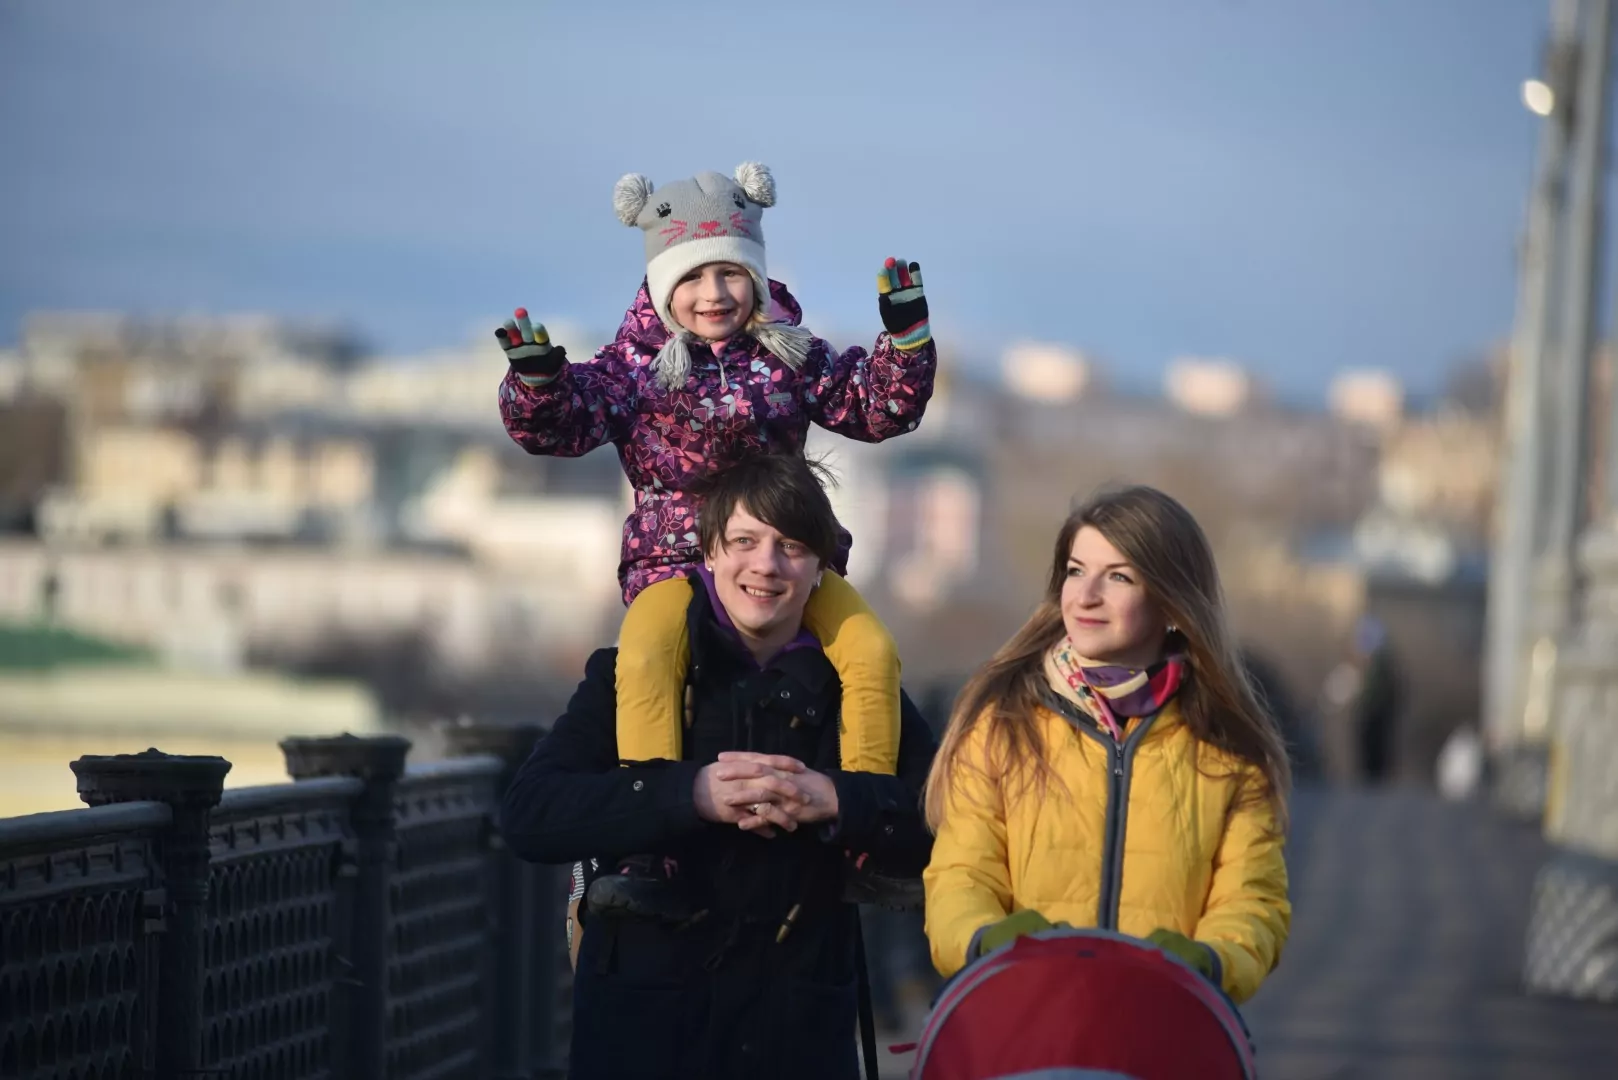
[1043,638,1187,742]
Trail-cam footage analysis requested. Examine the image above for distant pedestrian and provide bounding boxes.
[1350,615,1403,783]
[1242,646,1320,781]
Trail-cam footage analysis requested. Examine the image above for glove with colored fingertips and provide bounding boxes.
[1146,927,1218,982]
[496,307,567,386]
[876,257,931,352]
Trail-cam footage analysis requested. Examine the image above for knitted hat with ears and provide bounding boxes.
[613,162,814,389]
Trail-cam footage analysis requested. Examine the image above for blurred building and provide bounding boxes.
[0,396,70,532]
[343,349,494,429]
[1163,357,1263,417]
[4,306,1479,754]
[887,465,984,612]
[1377,406,1498,540]
[1330,369,1406,432]
[808,370,992,612]
[17,311,363,427]
[340,318,597,430]
[1003,388,1379,530]
[2,312,634,699]
[37,424,378,545]
[398,442,629,578]
[1279,384,1499,787]
[1000,342,1098,404]
[0,539,620,680]
[0,349,23,400]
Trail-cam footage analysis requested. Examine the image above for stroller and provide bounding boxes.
[908,927,1258,1080]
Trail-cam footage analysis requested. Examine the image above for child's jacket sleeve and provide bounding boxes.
[499,343,639,458]
[806,334,937,443]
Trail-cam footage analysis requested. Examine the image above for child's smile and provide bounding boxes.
[671,262,755,342]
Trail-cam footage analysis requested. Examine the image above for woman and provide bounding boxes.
[922,485,1290,1005]
[498,452,936,1080]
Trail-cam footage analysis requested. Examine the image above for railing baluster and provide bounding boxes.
[70,748,232,1080]
[281,734,411,1080]
[441,721,561,1079]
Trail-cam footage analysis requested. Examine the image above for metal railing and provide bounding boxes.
[0,723,567,1080]
[0,800,170,1079]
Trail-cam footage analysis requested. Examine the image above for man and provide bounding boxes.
[499,453,936,1080]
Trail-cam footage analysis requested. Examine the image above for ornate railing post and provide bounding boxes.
[442,720,563,1079]
[281,733,411,1079]
[70,748,232,1080]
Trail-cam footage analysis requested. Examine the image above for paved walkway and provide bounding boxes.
[1243,788,1615,1079]
[878,788,1618,1078]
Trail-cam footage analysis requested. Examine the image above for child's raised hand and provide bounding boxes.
[876,257,931,352]
[496,307,567,385]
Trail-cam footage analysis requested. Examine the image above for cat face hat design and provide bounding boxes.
[612,162,776,333]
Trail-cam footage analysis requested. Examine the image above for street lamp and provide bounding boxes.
[1524,77,1557,116]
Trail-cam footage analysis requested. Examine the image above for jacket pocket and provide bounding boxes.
[569,973,687,1080]
[781,975,860,1080]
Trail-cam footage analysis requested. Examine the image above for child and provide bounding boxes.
[496,162,936,915]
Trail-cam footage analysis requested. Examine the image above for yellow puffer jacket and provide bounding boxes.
[923,696,1289,1004]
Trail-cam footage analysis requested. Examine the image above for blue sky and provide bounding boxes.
[0,1,1552,401]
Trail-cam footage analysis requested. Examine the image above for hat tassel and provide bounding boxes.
[751,321,814,372]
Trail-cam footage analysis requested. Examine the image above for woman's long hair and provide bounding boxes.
[923,485,1291,833]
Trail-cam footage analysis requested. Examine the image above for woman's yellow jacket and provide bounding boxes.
[923,696,1289,1004]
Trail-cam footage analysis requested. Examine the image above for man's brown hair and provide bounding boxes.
[691,453,840,565]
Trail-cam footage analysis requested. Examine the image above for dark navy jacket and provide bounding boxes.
[498,577,937,1080]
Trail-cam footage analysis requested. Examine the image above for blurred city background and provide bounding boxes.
[5,2,1618,1074]
[0,0,1529,813]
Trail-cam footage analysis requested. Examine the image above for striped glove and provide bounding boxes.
[877,257,930,352]
[496,307,567,387]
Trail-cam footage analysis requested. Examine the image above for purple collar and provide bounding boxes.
[693,567,820,668]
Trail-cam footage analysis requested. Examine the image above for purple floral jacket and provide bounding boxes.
[499,279,938,605]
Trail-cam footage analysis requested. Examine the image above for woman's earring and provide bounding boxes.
[814,573,824,588]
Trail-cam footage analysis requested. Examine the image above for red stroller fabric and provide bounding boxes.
[911,928,1258,1080]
